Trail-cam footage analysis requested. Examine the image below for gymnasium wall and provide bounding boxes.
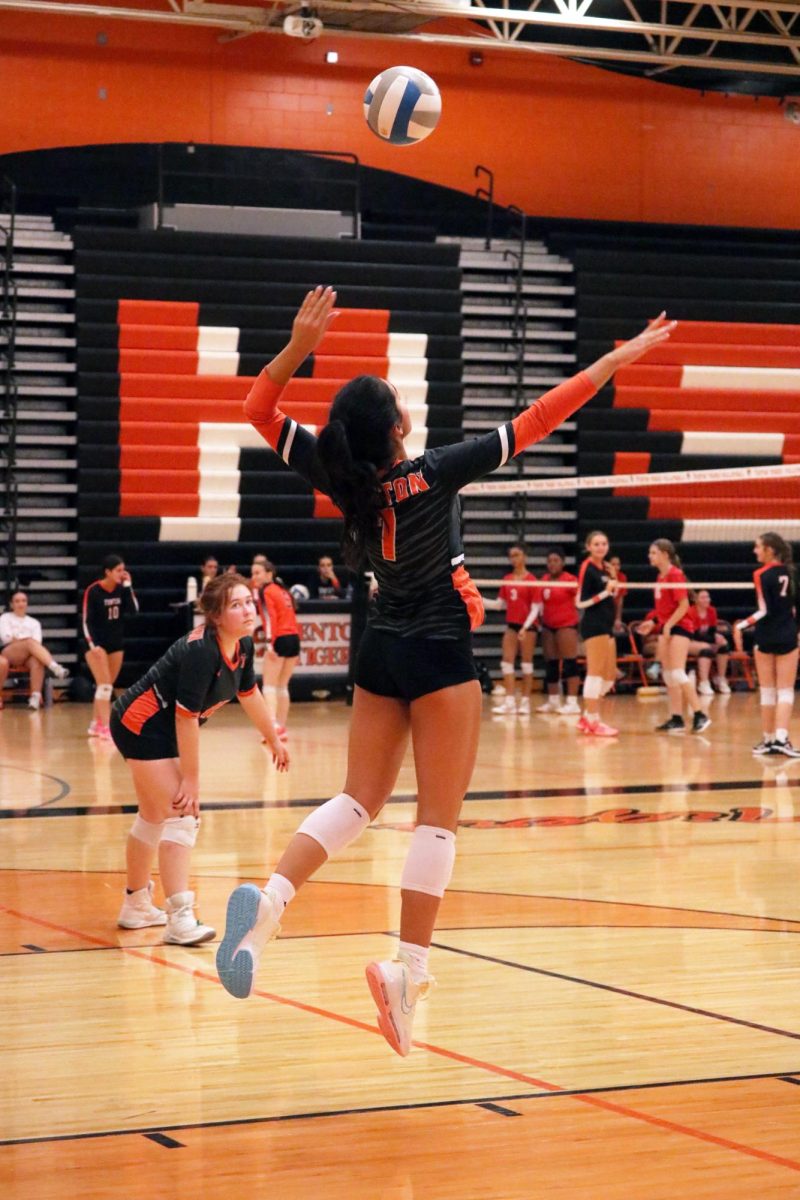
[2,12,800,230]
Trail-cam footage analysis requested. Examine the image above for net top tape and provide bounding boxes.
[461,461,800,496]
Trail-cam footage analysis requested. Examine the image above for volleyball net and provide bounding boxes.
[461,460,800,605]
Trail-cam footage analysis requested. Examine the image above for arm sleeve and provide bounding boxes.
[427,372,597,491]
[175,641,215,718]
[238,640,257,697]
[737,574,769,630]
[245,370,331,493]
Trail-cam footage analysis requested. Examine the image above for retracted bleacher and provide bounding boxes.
[568,239,800,619]
[75,228,463,681]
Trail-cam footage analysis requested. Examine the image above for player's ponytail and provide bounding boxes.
[760,531,796,595]
[314,375,400,569]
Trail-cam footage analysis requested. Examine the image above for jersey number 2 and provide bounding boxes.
[381,510,397,562]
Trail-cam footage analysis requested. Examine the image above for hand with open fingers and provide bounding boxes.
[272,742,290,772]
[290,286,339,359]
[173,778,200,817]
[612,312,677,369]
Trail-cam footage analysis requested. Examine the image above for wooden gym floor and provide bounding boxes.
[2,691,800,1198]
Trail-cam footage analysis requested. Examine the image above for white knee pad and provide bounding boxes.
[583,674,603,700]
[665,669,689,686]
[95,683,113,701]
[297,792,370,857]
[262,684,277,696]
[161,815,200,848]
[278,687,290,698]
[400,825,456,898]
[760,687,777,707]
[778,688,795,707]
[500,661,515,677]
[130,815,164,847]
[521,662,534,677]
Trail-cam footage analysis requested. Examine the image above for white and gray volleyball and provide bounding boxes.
[289,583,311,603]
[363,66,441,146]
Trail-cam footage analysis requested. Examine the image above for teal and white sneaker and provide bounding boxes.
[365,956,434,1057]
[216,884,282,998]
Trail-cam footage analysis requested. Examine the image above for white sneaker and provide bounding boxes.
[536,697,559,713]
[491,696,516,715]
[556,699,581,715]
[517,696,530,716]
[216,884,283,998]
[697,681,714,696]
[365,956,434,1057]
[27,693,41,711]
[163,891,216,946]
[645,663,661,681]
[118,881,167,929]
[714,676,731,695]
[49,662,69,680]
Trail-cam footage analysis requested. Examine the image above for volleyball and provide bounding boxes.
[290,583,311,603]
[363,66,441,145]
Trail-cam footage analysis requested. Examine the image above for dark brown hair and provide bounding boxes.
[650,538,682,568]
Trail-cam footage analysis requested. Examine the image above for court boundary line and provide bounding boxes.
[2,773,798,820]
[3,902,800,1175]
[2,1067,800,1149]
[432,939,800,1044]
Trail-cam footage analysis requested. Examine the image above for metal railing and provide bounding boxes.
[156,144,362,238]
[0,174,19,601]
[474,165,495,250]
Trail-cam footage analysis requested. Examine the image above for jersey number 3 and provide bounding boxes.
[381,510,397,562]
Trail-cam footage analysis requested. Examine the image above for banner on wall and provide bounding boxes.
[295,612,351,676]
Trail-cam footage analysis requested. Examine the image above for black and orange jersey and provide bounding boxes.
[245,371,596,639]
[577,559,615,636]
[82,580,139,652]
[262,581,300,641]
[738,563,797,648]
[114,624,257,738]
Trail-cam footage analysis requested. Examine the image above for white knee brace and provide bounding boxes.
[521,662,534,677]
[161,815,200,848]
[665,669,689,687]
[583,674,603,700]
[95,683,113,701]
[130,815,164,847]
[760,687,777,707]
[279,687,290,698]
[778,688,795,707]
[400,825,456,898]
[297,792,370,857]
[500,661,515,677]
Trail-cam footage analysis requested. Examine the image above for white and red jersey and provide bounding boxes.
[500,572,539,626]
[688,604,718,636]
[539,572,579,629]
[648,566,693,633]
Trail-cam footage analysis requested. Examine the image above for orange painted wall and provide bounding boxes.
[2,11,799,228]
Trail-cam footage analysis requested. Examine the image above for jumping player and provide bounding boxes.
[492,543,539,716]
[82,554,139,739]
[637,539,710,734]
[215,286,675,1056]
[111,574,288,943]
[527,549,580,715]
[576,530,618,736]
[733,532,799,757]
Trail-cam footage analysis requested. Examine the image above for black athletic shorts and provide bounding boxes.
[668,626,693,640]
[754,639,798,658]
[110,709,177,761]
[354,625,478,702]
[507,622,523,633]
[273,634,301,658]
[541,623,578,634]
[580,616,614,641]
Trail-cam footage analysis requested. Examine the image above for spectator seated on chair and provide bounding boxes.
[307,555,349,601]
[0,590,69,710]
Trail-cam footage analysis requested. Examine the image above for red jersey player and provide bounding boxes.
[492,543,540,716]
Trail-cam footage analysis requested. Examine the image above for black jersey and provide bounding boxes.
[114,624,257,739]
[246,371,597,640]
[82,580,139,651]
[577,559,615,638]
[742,563,797,649]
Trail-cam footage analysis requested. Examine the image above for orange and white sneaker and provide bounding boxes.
[87,719,102,737]
[576,713,591,732]
[365,956,434,1058]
